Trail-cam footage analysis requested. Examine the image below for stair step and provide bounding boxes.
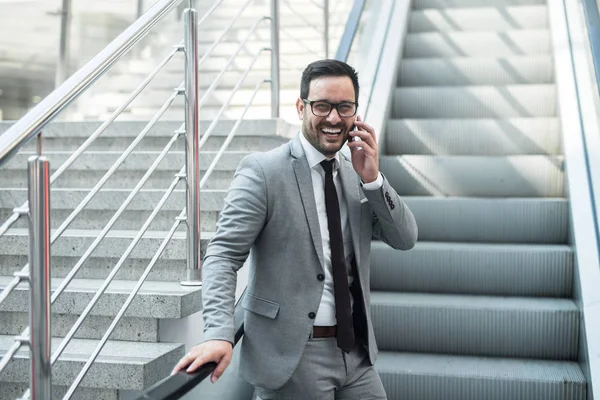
[0,188,225,231]
[196,40,327,57]
[102,105,300,124]
[385,118,560,155]
[0,276,202,319]
[376,352,586,400]
[95,88,299,111]
[370,241,573,297]
[392,85,556,119]
[4,151,250,172]
[0,169,235,190]
[0,335,184,390]
[0,383,117,400]
[380,155,564,197]
[18,134,289,152]
[0,312,159,342]
[0,120,291,139]
[0,188,226,211]
[103,69,300,93]
[0,228,211,259]
[402,197,568,244]
[0,255,186,283]
[409,5,548,32]
[371,292,578,359]
[412,0,547,9]
[399,56,553,86]
[188,26,342,43]
[154,53,307,74]
[404,30,551,58]
[195,16,344,30]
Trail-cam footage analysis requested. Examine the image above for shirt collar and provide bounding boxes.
[299,131,341,172]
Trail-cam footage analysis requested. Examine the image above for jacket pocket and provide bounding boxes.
[242,292,280,319]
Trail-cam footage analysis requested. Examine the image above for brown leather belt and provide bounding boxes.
[312,325,337,338]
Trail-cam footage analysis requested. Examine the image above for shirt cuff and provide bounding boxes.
[361,172,383,190]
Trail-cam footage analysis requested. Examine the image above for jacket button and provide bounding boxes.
[317,274,325,281]
[308,312,316,319]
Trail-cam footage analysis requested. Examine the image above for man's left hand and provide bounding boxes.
[348,115,379,183]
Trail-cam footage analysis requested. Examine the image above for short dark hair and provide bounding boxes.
[300,59,359,102]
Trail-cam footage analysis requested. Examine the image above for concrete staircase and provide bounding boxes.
[371,0,586,398]
[0,120,293,399]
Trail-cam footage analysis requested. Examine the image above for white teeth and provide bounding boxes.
[322,128,342,134]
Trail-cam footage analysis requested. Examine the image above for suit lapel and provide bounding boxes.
[338,155,362,268]
[290,138,325,269]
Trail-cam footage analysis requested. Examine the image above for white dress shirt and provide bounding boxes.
[299,133,383,326]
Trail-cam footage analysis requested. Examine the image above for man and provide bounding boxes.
[172,59,418,399]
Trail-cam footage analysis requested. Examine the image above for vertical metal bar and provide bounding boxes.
[27,155,51,400]
[270,0,280,118]
[324,0,329,58]
[181,8,202,286]
[136,0,144,19]
[55,0,72,87]
[37,132,42,156]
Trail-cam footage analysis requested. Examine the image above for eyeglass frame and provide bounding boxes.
[301,98,359,118]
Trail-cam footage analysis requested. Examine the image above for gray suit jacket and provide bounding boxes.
[201,135,418,390]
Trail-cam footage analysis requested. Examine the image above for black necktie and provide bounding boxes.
[320,159,355,353]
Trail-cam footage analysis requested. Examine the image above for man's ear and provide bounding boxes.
[296,97,304,120]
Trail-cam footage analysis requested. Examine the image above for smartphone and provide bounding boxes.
[348,124,360,143]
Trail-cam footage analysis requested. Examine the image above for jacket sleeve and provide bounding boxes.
[201,154,268,344]
[363,173,418,250]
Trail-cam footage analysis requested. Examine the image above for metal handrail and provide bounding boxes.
[0,0,183,167]
[0,1,190,395]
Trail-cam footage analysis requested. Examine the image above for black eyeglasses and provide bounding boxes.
[302,99,358,118]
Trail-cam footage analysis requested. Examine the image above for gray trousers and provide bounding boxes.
[255,337,387,400]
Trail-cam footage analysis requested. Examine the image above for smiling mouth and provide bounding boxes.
[320,127,343,138]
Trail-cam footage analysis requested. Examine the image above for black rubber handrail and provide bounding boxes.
[134,290,246,400]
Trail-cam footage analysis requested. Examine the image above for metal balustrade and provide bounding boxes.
[0,0,350,398]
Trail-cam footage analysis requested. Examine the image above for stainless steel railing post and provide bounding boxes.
[182,7,202,286]
[27,154,52,399]
[324,0,329,58]
[137,0,144,19]
[55,0,72,87]
[270,0,280,118]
